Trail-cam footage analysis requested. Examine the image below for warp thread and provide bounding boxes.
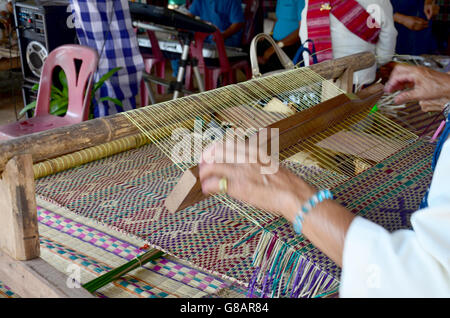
[250,230,339,298]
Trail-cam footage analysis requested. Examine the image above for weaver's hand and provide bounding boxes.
[198,141,316,223]
[198,140,355,267]
[419,98,448,113]
[384,64,450,104]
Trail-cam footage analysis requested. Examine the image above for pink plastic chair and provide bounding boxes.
[185,30,251,91]
[139,30,166,106]
[0,44,98,140]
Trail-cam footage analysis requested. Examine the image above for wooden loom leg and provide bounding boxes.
[0,154,93,298]
[0,154,40,261]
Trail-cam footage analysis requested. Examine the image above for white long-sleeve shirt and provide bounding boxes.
[340,138,450,297]
[299,0,397,86]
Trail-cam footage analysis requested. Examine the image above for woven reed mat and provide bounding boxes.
[0,198,245,298]
[11,138,434,298]
[383,102,446,139]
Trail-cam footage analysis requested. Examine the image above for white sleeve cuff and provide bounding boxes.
[339,213,450,297]
[340,216,384,297]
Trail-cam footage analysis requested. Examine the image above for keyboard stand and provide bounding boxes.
[133,21,205,101]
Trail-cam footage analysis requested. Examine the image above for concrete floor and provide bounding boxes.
[0,90,22,126]
[0,68,23,126]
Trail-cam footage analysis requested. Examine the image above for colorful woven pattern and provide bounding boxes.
[0,199,239,298]
[35,144,262,287]
[0,282,18,298]
[383,102,445,139]
[30,137,435,297]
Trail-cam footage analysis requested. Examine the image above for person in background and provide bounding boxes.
[299,0,397,88]
[70,0,144,117]
[188,0,245,48]
[258,0,305,74]
[168,0,192,14]
[392,0,438,55]
[168,0,244,77]
[168,0,187,11]
[0,0,12,44]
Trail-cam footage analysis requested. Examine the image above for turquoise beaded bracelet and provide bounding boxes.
[293,189,333,235]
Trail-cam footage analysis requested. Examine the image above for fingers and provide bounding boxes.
[384,65,416,94]
[395,90,419,105]
[201,139,256,166]
[424,5,433,20]
[419,98,447,113]
[417,17,429,25]
[385,65,426,104]
[201,141,239,165]
[200,175,222,195]
[413,20,429,30]
[201,142,217,164]
[199,140,253,195]
[198,161,236,193]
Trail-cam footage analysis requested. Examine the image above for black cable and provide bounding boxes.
[9,18,21,121]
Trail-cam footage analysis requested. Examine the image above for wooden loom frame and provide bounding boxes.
[0,52,376,298]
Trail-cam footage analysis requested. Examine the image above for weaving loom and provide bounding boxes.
[0,52,435,298]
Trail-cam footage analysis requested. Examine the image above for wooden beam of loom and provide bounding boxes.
[0,52,375,174]
[0,154,40,260]
[165,90,384,213]
[0,154,93,297]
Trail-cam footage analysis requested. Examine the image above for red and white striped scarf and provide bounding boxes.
[306,0,380,63]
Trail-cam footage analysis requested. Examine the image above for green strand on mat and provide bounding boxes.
[270,244,288,297]
[370,104,379,114]
[282,253,300,295]
[82,249,164,293]
[313,287,339,298]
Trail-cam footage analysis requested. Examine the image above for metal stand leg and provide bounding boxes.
[144,80,156,105]
[173,31,205,99]
[192,62,205,93]
[136,26,208,101]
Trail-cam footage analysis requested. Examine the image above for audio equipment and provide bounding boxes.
[129,1,216,34]
[14,0,77,83]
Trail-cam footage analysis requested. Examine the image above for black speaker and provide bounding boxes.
[13,0,78,84]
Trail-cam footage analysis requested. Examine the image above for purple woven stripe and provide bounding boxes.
[37,207,228,291]
[38,208,141,256]
[307,270,321,294]
[247,266,260,298]
[289,258,305,298]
